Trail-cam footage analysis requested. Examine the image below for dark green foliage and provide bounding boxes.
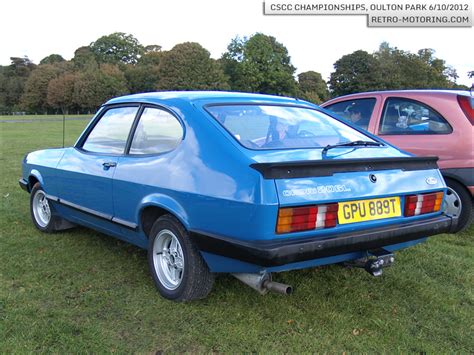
[125,65,160,93]
[0,35,468,114]
[72,47,97,69]
[221,33,297,96]
[0,57,36,113]
[90,32,144,65]
[329,43,461,97]
[40,54,65,65]
[329,50,384,96]
[157,42,229,91]
[125,51,162,93]
[375,43,457,90]
[73,64,128,111]
[468,71,474,79]
[297,71,329,104]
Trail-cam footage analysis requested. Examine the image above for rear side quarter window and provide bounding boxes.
[379,97,452,135]
[129,107,183,155]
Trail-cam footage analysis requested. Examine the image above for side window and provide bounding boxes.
[379,98,452,135]
[82,107,138,154]
[129,107,183,154]
[324,98,376,130]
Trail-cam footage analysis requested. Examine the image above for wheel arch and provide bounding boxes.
[442,173,470,194]
[28,169,44,191]
[138,194,190,238]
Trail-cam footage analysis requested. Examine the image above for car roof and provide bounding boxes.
[323,89,471,103]
[105,91,311,106]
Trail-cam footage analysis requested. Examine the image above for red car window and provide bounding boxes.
[379,98,452,135]
[324,98,376,130]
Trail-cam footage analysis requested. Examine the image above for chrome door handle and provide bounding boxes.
[102,162,117,169]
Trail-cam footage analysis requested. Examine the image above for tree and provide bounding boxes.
[221,33,297,95]
[73,64,128,111]
[297,71,329,103]
[329,50,383,96]
[20,63,72,113]
[125,65,160,94]
[0,57,36,112]
[157,42,229,91]
[40,54,65,65]
[373,43,457,90]
[137,51,162,66]
[72,46,97,69]
[125,50,163,93]
[467,70,474,79]
[47,72,77,114]
[329,43,459,97]
[90,32,144,65]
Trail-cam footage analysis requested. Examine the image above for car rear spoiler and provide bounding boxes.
[250,156,439,179]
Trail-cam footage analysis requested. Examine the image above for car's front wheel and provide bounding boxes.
[30,183,64,233]
[147,214,214,301]
[444,179,473,233]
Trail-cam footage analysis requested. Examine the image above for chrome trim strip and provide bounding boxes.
[60,198,112,220]
[51,197,138,231]
[45,194,59,202]
[111,217,138,230]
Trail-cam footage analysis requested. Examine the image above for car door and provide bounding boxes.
[56,105,139,221]
[112,106,184,229]
[374,96,453,159]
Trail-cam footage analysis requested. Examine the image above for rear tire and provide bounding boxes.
[147,214,214,301]
[444,179,473,233]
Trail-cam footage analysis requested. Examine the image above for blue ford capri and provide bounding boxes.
[19,91,458,301]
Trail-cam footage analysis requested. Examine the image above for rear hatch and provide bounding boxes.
[250,149,446,235]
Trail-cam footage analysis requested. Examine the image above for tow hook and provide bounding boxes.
[345,248,395,277]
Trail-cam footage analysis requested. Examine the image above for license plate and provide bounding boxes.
[338,197,401,225]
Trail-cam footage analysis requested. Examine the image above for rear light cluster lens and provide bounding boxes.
[276,203,338,234]
[457,95,474,125]
[404,191,444,217]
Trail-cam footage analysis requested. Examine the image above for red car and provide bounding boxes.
[322,90,473,232]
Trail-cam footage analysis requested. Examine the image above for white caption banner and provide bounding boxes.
[263,0,473,27]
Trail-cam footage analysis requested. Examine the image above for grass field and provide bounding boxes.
[0,114,91,121]
[1,117,473,352]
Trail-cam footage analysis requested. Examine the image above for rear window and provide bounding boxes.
[206,105,375,150]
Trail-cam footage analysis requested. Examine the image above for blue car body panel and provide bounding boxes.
[21,91,455,273]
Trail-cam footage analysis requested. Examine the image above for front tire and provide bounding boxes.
[444,179,473,233]
[30,183,63,233]
[147,215,214,301]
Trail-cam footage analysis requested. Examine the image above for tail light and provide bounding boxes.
[457,95,474,125]
[404,191,444,217]
[276,203,338,234]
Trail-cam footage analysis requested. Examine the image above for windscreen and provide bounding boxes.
[206,105,375,150]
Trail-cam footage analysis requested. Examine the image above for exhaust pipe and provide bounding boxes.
[232,273,293,295]
[263,280,293,295]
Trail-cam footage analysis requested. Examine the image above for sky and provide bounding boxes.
[1,0,473,86]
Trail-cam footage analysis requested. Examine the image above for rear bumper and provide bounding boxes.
[191,215,457,267]
[19,178,29,192]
